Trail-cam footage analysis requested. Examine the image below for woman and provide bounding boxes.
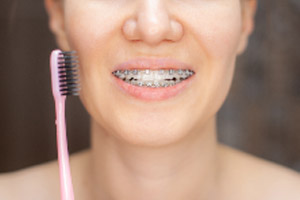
[1,0,300,199]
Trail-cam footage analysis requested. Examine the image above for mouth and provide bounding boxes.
[112,69,194,88]
[111,58,196,101]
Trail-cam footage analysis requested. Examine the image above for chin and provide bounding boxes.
[108,113,191,147]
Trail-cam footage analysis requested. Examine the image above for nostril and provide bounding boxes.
[122,18,139,41]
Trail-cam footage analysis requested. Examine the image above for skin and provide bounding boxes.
[1,0,300,199]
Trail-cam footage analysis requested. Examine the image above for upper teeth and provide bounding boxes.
[112,69,194,87]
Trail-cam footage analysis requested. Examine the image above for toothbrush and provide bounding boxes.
[50,49,80,200]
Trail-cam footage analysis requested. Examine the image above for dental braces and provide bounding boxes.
[113,69,194,88]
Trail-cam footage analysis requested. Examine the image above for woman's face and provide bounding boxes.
[46,0,255,146]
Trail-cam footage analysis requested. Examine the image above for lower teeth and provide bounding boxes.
[129,81,177,88]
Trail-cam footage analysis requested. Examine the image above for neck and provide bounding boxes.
[89,118,221,200]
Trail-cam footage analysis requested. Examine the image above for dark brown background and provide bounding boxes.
[0,0,299,173]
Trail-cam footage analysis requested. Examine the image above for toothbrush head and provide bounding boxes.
[50,50,80,98]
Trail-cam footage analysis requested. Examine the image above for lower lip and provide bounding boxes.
[113,76,194,101]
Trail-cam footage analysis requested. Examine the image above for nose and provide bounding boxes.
[122,0,183,46]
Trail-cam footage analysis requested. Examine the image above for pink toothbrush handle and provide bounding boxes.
[51,49,75,200]
[55,98,75,200]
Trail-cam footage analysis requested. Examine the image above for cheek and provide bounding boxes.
[64,2,122,56]
[62,2,126,129]
[180,2,243,121]
[190,3,243,62]
[201,5,242,99]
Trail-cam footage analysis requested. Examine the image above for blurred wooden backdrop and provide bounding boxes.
[0,0,299,172]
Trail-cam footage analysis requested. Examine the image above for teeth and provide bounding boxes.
[164,82,170,87]
[113,69,194,88]
[159,69,165,75]
[177,69,183,75]
[154,81,160,87]
[124,70,129,75]
[132,69,138,75]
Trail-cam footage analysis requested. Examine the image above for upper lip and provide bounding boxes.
[112,58,195,72]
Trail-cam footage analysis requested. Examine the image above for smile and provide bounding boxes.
[111,58,195,101]
[112,69,195,88]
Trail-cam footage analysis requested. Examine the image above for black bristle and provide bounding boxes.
[60,87,80,92]
[58,60,79,65]
[61,92,80,96]
[61,55,78,59]
[58,65,78,69]
[59,69,78,74]
[60,83,78,88]
[59,51,77,55]
[58,51,80,96]
[59,78,78,83]
[59,75,79,79]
